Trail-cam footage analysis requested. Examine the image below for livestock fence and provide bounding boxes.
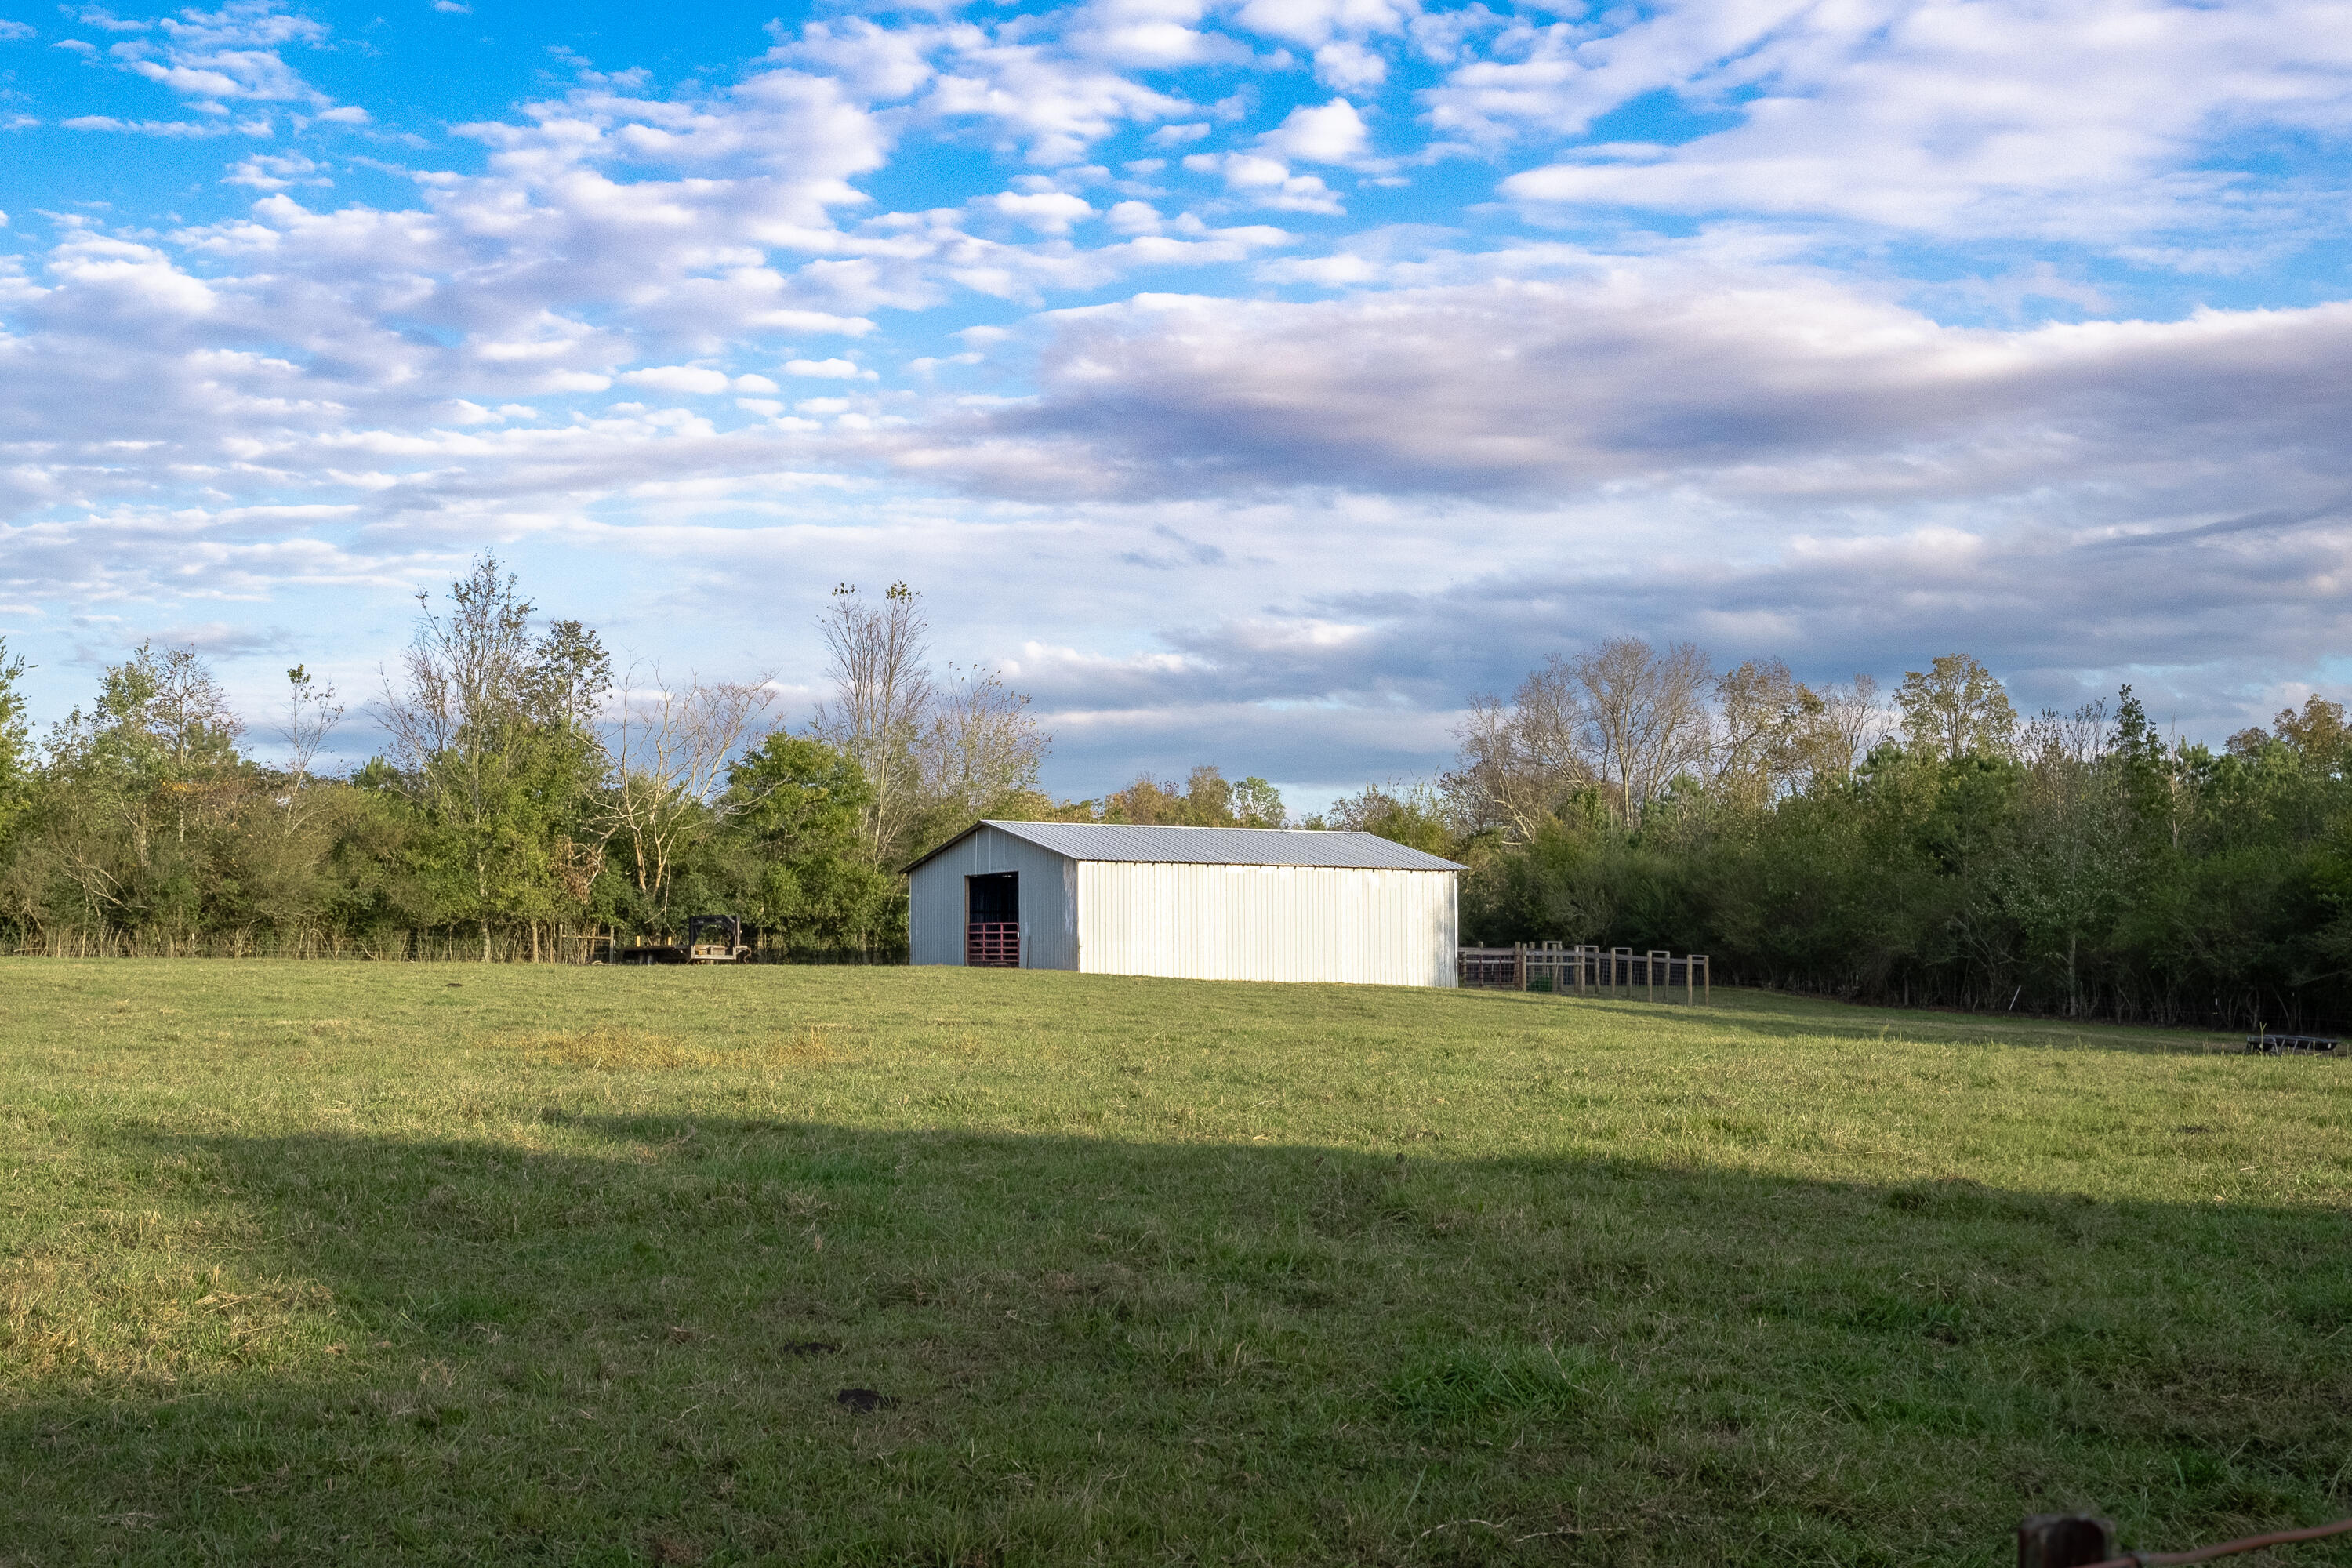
[1458,942,1711,1004]
[8,924,906,965]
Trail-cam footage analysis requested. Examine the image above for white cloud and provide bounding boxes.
[1229,0,1416,49]
[920,32,1197,165]
[223,152,328,190]
[63,114,273,136]
[102,0,347,118]
[991,190,1097,234]
[1312,40,1386,89]
[1107,199,1163,234]
[0,20,36,42]
[619,365,735,394]
[70,8,153,33]
[1254,97,1370,164]
[771,18,934,101]
[1065,0,1252,68]
[1458,0,2352,241]
[786,358,869,379]
[1184,151,1344,212]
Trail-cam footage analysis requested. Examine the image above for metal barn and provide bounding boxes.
[905,821,1462,986]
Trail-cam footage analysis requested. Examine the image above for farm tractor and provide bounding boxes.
[615,915,753,965]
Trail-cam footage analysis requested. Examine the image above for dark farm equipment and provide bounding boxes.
[615,915,753,965]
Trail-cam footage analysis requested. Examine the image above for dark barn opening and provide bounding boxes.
[966,873,1020,967]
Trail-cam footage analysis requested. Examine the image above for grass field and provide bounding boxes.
[2,961,2349,1566]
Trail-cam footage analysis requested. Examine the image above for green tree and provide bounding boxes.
[379,556,612,960]
[0,638,34,842]
[1231,776,1286,828]
[24,644,254,942]
[1894,655,2018,762]
[1325,783,1454,856]
[2270,695,2350,778]
[719,734,898,952]
[1098,764,1262,826]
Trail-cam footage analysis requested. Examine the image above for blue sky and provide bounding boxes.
[3,0,2351,800]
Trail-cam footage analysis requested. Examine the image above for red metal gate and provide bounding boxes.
[967,922,1020,967]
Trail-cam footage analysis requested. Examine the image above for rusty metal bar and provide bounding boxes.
[2026,1511,2352,1568]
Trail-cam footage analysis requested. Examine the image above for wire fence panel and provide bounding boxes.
[1456,944,1711,1003]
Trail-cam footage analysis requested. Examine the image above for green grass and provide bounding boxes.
[3,962,2349,1566]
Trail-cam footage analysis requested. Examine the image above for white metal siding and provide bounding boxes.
[1074,862,1457,986]
[907,826,1080,969]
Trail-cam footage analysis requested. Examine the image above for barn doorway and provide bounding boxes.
[966,873,1019,967]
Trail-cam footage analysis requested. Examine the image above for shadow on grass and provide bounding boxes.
[6,1112,2350,1567]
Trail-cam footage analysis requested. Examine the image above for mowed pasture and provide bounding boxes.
[2,964,2349,1567]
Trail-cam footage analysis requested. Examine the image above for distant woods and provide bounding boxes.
[5,583,2348,1028]
[1406,640,2352,1030]
[0,559,1311,961]
[0,560,1058,960]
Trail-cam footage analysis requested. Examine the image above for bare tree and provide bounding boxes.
[811,582,935,862]
[380,564,535,768]
[916,663,1049,828]
[601,664,777,914]
[2021,699,2111,769]
[1711,659,1820,809]
[1572,637,1712,826]
[147,645,245,782]
[276,664,343,830]
[1443,659,1593,840]
[1811,673,1885,779]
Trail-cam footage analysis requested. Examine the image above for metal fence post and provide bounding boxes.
[2016,1515,2114,1567]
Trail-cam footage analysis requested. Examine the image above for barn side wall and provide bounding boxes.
[908,826,1080,969]
[1073,863,1457,986]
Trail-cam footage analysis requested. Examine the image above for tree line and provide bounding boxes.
[0,558,1305,961]
[5,568,2343,1028]
[0,563,981,958]
[1340,639,2352,1030]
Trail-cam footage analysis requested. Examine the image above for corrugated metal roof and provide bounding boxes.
[908,820,1463,873]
